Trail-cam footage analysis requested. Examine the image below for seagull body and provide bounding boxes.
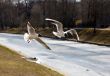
[51,22,64,38]
[45,18,80,41]
[24,22,51,50]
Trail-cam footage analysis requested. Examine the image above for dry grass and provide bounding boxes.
[78,28,110,45]
[0,45,63,76]
[0,28,21,34]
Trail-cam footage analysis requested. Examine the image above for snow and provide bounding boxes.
[0,33,110,76]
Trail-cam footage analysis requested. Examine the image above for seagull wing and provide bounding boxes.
[27,22,36,34]
[65,29,77,35]
[45,18,64,32]
[35,37,51,50]
[64,29,73,35]
[65,29,80,40]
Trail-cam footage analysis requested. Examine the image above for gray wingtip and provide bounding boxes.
[47,47,52,50]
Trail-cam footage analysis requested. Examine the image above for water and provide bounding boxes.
[0,33,110,76]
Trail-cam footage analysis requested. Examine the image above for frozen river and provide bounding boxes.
[0,33,110,76]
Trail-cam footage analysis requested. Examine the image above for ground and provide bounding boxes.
[0,45,63,76]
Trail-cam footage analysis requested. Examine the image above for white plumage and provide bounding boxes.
[24,33,31,43]
[45,18,80,41]
[24,22,51,50]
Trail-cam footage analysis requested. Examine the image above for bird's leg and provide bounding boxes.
[27,40,30,43]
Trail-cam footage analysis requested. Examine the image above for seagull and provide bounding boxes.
[24,21,51,50]
[45,18,80,41]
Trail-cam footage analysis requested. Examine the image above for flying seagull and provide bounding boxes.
[45,18,80,41]
[24,22,51,50]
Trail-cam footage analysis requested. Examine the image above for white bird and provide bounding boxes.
[24,21,51,50]
[45,18,80,41]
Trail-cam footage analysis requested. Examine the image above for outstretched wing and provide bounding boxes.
[35,37,51,50]
[65,29,80,40]
[27,22,36,34]
[45,18,64,32]
[64,30,73,35]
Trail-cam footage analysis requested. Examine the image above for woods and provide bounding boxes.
[0,0,110,30]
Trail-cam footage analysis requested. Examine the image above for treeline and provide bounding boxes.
[0,0,77,30]
[0,0,25,30]
[81,0,110,28]
[0,0,110,30]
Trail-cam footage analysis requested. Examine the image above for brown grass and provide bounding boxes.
[78,28,110,45]
[0,45,63,76]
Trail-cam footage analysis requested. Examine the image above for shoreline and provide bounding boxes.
[42,36,110,47]
[0,28,110,46]
[0,44,63,76]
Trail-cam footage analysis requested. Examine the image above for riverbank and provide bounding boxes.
[78,28,110,45]
[1,28,110,46]
[0,45,63,76]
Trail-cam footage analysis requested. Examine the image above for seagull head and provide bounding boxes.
[24,33,31,43]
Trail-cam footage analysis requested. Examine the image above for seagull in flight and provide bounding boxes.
[24,22,51,50]
[45,18,80,41]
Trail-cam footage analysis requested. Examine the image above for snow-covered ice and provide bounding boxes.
[0,33,110,76]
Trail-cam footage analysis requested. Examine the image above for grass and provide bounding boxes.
[78,28,110,45]
[0,45,63,76]
[0,28,21,34]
